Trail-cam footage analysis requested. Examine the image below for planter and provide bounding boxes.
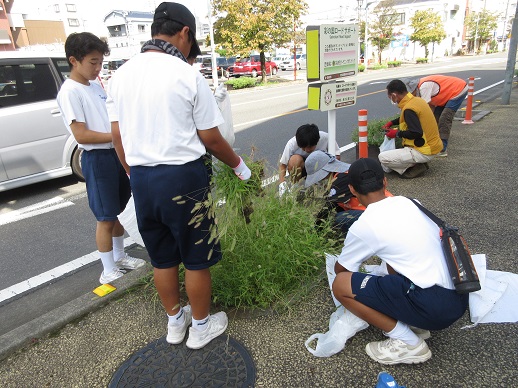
[355,144,380,160]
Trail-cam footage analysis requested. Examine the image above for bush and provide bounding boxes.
[387,61,402,67]
[351,116,401,147]
[370,63,387,70]
[416,57,428,64]
[358,64,365,72]
[176,156,343,309]
[225,77,258,90]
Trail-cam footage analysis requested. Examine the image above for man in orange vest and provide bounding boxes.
[380,79,443,179]
[403,75,468,157]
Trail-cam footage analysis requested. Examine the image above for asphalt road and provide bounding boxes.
[0,52,511,339]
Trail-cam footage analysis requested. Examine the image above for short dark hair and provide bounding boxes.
[295,124,320,148]
[64,32,110,68]
[386,79,408,95]
[151,19,186,38]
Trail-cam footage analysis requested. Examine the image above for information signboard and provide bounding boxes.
[307,80,357,111]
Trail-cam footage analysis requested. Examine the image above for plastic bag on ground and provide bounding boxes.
[305,306,369,357]
[216,85,235,146]
[118,195,145,247]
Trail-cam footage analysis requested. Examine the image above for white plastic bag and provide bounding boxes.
[215,85,235,146]
[379,135,395,153]
[305,306,369,357]
[118,195,145,247]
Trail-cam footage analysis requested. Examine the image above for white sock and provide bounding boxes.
[192,315,210,331]
[385,321,420,346]
[167,307,185,326]
[99,250,117,274]
[112,235,125,261]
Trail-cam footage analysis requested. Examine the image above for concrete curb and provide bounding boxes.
[0,264,151,362]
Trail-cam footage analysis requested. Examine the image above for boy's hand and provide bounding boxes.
[232,157,251,180]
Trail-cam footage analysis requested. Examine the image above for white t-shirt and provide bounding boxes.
[417,81,439,104]
[279,131,340,165]
[337,196,454,289]
[106,52,224,166]
[57,79,112,151]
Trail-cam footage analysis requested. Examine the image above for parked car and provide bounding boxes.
[279,54,307,71]
[272,55,290,68]
[201,56,237,78]
[100,58,127,81]
[0,52,84,192]
[229,55,278,78]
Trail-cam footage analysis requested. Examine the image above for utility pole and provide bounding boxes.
[501,3,518,104]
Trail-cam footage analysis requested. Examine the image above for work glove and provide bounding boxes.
[232,157,251,180]
[278,181,289,197]
[385,129,398,139]
[214,83,228,103]
[381,121,393,130]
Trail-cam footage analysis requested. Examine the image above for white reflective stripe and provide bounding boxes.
[359,136,368,141]
[358,115,367,121]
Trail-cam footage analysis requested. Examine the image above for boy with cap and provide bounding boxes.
[107,2,251,350]
[332,158,468,365]
[279,123,341,190]
[57,32,145,285]
[304,150,362,234]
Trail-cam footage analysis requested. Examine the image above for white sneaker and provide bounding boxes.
[115,254,146,270]
[410,326,431,340]
[99,268,126,284]
[186,311,228,350]
[365,337,432,365]
[166,305,192,345]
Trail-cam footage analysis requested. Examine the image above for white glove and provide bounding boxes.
[278,181,288,197]
[214,83,228,103]
[232,157,251,180]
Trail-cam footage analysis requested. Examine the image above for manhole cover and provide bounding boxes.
[109,335,255,387]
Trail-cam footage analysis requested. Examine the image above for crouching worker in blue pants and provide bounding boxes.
[332,158,468,365]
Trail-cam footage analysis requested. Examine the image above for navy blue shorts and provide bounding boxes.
[82,149,131,221]
[130,158,222,270]
[351,272,468,330]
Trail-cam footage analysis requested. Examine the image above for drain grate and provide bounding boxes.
[109,335,255,387]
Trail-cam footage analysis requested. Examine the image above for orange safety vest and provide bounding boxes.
[418,75,467,107]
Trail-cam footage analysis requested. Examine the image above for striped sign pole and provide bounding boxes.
[462,77,475,124]
[358,109,368,158]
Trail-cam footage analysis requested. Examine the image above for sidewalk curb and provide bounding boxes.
[0,264,151,362]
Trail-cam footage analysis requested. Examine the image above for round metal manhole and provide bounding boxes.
[109,335,255,387]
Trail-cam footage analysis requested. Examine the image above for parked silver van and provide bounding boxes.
[0,52,84,192]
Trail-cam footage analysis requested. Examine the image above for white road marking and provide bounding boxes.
[0,237,135,303]
[0,197,74,226]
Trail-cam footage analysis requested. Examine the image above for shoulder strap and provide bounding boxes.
[406,197,446,228]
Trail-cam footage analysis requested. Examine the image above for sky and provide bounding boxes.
[11,0,350,35]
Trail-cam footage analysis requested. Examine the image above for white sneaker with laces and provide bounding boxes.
[115,254,146,270]
[166,305,192,345]
[365,337,432,365]
[99,268,126,284]
[186,311,228,350]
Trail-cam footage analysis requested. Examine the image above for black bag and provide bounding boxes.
[408,198,481,294]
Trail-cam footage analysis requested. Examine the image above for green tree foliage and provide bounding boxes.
[212,0,308,82]
[465,10,499,53]
[368,0,401,64]
[410,10,446,59]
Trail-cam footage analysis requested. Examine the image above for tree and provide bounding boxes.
[465,10,499,53]
[409,9,446,60]
[212,0,308,82]
[368,0,401,64]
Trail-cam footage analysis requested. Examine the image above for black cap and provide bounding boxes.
[154,2,201,56]
[348,158,385,194]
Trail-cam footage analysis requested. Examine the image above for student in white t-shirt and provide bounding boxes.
[57,32,145,286]
[278,124,340,188]
[332,158,468,365]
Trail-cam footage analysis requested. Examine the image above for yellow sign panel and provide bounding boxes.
[307,80,357,111]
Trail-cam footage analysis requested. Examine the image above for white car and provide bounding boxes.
[279,54,306,71]
[272,55,290,68]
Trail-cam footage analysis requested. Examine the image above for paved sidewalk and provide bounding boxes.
[0,83,516,387]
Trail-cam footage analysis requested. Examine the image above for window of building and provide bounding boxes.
[68,18,80,27]
[66,4,77,12]
[138,24,146,33]
[380,13,405,25]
